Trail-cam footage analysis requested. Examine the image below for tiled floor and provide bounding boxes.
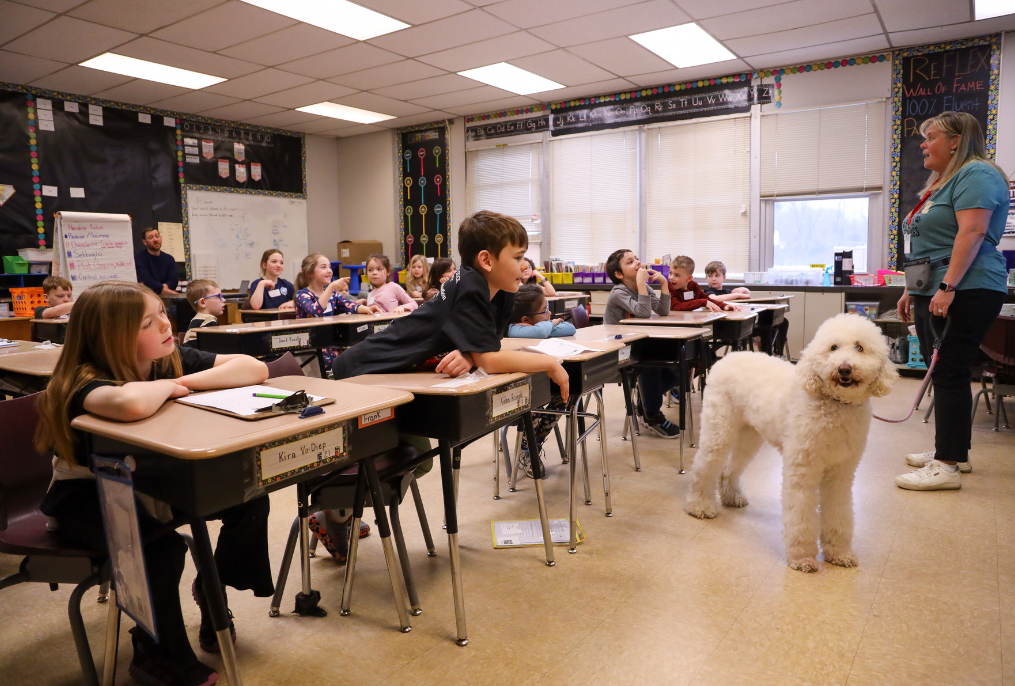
[4,377,1015,686]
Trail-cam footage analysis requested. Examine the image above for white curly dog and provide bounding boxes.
[685,314,898,572]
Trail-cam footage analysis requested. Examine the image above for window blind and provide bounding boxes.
[548,129,639,264]
[760,101,885,197]
[645,116,751,273]
[465,142,543,241]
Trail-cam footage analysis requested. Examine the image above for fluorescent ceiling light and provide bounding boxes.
[240,0,408,40]
[457,63,563,95]
[630,23,735,69]
[975,0,1015,19]
[296,102,395,124]
[79,53,226,89]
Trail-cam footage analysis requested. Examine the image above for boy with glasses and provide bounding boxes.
[182,279,225,347]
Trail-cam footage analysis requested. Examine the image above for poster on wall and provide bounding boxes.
[398,121,450,265]
[181,119,304,194]
[889,35,1000,269]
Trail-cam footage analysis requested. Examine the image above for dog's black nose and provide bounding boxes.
[838,363,853,377]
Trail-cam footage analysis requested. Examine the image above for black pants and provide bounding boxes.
[639,366,678,417]
[911,288,1007,463]
[42,480,273,664]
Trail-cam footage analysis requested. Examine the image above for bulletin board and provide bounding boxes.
[888,35,1000,269]
[0,82,305,270]
[398,121,451,265]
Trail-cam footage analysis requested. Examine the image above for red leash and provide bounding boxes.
[873,317,950,423]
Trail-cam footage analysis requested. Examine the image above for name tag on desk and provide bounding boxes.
[271,331,310,350]
[488,380,530,422]
[358,407,393,428]
[256,423,346,487]
[564,299,578,309]
[373,323,390,333]
[618,346,632,362]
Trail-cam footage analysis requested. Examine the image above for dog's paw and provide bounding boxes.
[685,499,719,519]
[825,551,859,568]
[721,487,748,508]
[787,556,820,573]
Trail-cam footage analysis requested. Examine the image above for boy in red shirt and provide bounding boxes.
[668,256,739,312]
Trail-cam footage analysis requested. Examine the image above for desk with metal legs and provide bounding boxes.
[71,376,413,686]
[0,341,59,396]
[344,371,552,647]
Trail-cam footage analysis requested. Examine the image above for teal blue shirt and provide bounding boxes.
[903,160,1010,296]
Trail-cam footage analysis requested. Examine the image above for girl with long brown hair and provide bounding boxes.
[36,281,272,686]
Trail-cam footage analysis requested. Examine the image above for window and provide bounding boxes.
[548,129,638,264]
[465,142,543,242]
[773,196,869,272]
[646,116,751,273]
[761,101,885,197]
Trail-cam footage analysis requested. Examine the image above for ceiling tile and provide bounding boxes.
[68,0,223,34]
[331,123,386,137]
[93,80,190,106]
[527,0,690,48]
[678,0,796,21]
[253,80,358,108]
[113,37,263,78]
[509,50,615,86]
[410,85,515,109]
[332,91,430,117]
[0,51,66,84]
[286,118,358,134]
[526,77,634,102]
[743,35,890,70]
[624,59,752,86]
[218,24,356,66]
[568,37,673,76]
[484,0,643,30]
[366,10,516,58]
[353,0,473,25]
[31,65,133,94]
[242,110,321,128]
[200,100,285,120]
[204,68,314,99]
[3,16,135,64]
[0,0,55,45]
[875,0,970,34]
[444,94,540,116]
[328,60,447,90]
[725,14,884,57]
[280,43,403,79]
[416,31,556,72]
[12,0,83,11]
[373,110,454,128]
[701,0,875,41]
[150,1,296,52]
[372,73,477,100]
[149,90,242,114]
[888,15,1015,48]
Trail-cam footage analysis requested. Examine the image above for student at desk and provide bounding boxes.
[34,275,74,319]
[35,281,272,686]
[247,249,295,311]
[668,256,738,313]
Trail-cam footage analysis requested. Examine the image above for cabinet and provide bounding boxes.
[750,289,844,360]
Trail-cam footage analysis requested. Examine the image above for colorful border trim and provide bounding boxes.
[397,119,452,266]
[549,73,751,111]
[887,35,1000,270]
[465,104,548,124]
[25,94,44,247]
[753,53,890,109]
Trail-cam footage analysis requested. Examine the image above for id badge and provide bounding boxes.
[323,304,333,315]
[683,291,694,300]
[268,288,281,298]
[367,292,375,306]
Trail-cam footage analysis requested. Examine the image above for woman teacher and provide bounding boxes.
[896,111,1010,491]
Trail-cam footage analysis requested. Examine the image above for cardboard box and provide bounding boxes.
[336,240,383,277]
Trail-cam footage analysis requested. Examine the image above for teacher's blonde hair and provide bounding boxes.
[919,111,1006,196]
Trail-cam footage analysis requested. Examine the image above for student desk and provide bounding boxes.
[239,308,298,323]
[738,294,795,306]
[344,370,552,647]
[31,317,68,344]
[194,312,407,376]
[0,341,60,396]
[0,316,32,341]
[622,310,756,350]
[742,304,789,354]
[546,292,590,316]
[71,376,414,686]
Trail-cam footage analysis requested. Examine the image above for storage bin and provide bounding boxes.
[592,272,606,284]
[906,335,927,369]
[11,287,45,316]
[562,273,573,284]
[3,255,29,274]
[849,274,876,286]
[884,274,906,286]
[28,262,50,275]
[846,301,879,319]
[18,248,53,262]
[743,271,765,284]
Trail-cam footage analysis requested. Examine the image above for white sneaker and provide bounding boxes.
[895,460,962,491]
[905,450,971,473]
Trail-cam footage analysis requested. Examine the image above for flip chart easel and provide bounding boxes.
[53,211,137,296]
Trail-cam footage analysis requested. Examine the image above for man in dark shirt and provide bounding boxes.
[135,227,178,296]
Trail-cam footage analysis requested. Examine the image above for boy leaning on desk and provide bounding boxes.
[304,211,571,562]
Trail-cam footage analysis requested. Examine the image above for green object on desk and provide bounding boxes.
[253,392,290,399]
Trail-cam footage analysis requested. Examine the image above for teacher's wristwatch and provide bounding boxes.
[938,281,954,292]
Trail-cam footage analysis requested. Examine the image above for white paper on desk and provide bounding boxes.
[521,338,597,357]
[181,385,324,417]
[433,367,490,388]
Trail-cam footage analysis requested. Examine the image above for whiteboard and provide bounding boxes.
[54,211,137,297]
[185,190,308,291]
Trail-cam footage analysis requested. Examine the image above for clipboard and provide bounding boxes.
[175,385,336,421]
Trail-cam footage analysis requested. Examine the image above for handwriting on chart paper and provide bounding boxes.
[63,222,135,281]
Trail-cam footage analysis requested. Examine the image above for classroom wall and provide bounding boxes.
[305,135,341,258]
[995,31,1015,252]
